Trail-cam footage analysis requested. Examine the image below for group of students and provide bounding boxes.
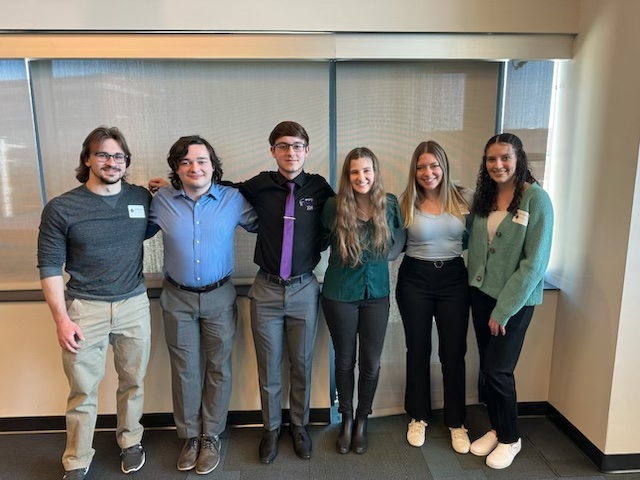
[37,121,552,480]
[337,134,553,472]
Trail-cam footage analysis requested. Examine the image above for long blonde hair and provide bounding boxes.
[399,140,468,227]
[333,147,390,267]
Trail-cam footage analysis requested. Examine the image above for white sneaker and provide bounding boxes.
[406,419,427,447]
[449,426,470,454]
[486,438,522,469]
[470,430,498,456]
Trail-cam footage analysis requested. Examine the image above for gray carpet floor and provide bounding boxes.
[1,406,638,480]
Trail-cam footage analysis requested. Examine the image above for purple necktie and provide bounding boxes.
[279,181,296,280]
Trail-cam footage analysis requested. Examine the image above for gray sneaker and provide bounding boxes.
[177,436,200,471]
[62,467,88,480]
[196,435,221,474]
[121,443,145,473]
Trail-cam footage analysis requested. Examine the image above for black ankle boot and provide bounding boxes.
[351,414,369,454]
[336,412,353,454]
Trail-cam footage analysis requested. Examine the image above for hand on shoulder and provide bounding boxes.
[148,177,169,193]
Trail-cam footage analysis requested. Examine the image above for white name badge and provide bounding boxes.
[128,205,146,219]
[512,209,529,226]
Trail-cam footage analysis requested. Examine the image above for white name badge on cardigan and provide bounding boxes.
[512,209,529,226]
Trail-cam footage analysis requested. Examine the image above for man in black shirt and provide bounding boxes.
[237,121,334,464]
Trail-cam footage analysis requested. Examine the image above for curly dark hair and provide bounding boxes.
[472,133,537,217]
[167,135,223,190]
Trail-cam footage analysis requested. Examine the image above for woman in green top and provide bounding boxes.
[320,147,404,455]
[467,133,553,470]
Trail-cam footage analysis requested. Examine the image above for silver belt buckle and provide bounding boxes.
[433,260,444,269]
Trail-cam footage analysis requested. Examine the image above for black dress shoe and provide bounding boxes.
[290,425,312,459]
[352,414,368,454]
[259,427,281,464]
[336,413,353,454]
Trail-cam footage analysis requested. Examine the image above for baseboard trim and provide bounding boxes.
[0,408,333,433]
[546,404,640,473]
[517,401,553,416]
[3,403,640,472]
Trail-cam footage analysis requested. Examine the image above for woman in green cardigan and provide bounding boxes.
[467,133,553,469]
[320,147,404,455]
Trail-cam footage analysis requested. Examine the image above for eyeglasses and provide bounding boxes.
[273,142,307,152]
[93,152,128,164]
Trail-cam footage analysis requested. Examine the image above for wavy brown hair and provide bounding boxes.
[399,140,469,227]
[333,147,389,267]
[472,133,537,217]
[76,126,131,183]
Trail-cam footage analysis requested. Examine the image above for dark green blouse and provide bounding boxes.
[321,193,403,302]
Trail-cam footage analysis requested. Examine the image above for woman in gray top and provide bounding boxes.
[396,140,472,454]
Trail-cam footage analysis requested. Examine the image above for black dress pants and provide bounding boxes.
[470,287,534,443]
[321,295,390,416]
[396,256,469,427]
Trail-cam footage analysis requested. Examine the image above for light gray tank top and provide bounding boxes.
[406,209,465,261]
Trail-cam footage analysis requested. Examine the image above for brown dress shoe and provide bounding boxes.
[177,437,200,471]
[196,435,221,474]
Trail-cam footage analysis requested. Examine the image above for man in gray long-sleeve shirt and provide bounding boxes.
[37,126,152,480]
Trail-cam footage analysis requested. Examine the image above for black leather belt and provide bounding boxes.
[166,275,231,293]
[409,256,462,269]
[258,270,313,286]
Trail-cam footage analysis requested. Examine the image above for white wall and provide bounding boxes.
[0,297,331,418]
[0,292,556,420]
[0,0,579,33]
[548,0,640,455]
[611,144,640,453]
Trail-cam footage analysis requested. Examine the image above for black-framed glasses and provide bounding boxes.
[93,152,128,164]
[273,142,307,152]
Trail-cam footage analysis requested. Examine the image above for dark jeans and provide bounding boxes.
[396,256,469,427]
[470,287,534,444]
[321,295,390,416]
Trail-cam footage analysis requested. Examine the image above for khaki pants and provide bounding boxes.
[61,292,151,471]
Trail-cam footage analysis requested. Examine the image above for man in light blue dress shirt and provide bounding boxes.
[148,135,257,475]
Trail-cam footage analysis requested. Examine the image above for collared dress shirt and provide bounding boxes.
[148,183,258,287]
[237,170,335,277]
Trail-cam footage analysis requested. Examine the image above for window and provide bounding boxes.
[0,58,556,296]
[500,60,556,184]
[0,60,42,287]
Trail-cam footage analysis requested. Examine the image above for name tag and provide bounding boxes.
[299,198,315,211]
[128,205,146,218]
[512,209,529,226]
